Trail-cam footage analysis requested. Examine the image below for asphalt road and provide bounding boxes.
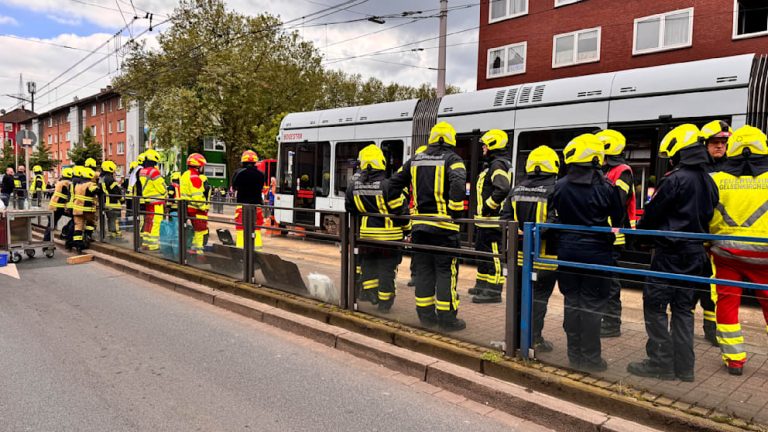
[0,256,545,432]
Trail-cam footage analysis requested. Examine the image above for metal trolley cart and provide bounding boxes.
[0,208,56,263]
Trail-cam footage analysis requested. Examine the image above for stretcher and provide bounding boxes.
[0,208,56,263]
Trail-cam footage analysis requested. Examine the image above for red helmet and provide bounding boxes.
[241,150,258,163]
[187,153,207,168]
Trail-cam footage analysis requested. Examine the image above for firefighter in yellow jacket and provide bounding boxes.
[30,165,47,205]
[345,145,407,312]
[180,153,209,254]
[44,167,73,242]
[100,160,124,240]
[71,168,101,253]
[139,149,166,251]
[710,125,768,376]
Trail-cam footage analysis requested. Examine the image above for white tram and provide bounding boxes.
[276,53,768,234]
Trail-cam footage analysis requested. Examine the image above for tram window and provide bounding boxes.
[515,128,595,179]
[278,143,296,194]
[296,144,318,192]
[335,141,374,196]
[318,142,331,197]
[381,140,404,177]
[612,127,657,208]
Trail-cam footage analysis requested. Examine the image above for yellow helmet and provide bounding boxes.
[73,166,83,178]
[480,129,509,152]
[61,167,74,179]
[137,153,146,164]
[727,125,768,158]
[83,168,96,180]
[563,134,604,166]
[32,165,43,173]
[700,120,733,141]
[596,129,626,156]
[170,171,181,181]
[428,121,457,146]
[84,158,97,169]
[659,124,702,159]
[526,146,560,174]
[101,160,117,173]
[130,160,139,170]
[144,149,161,163]
[359,144,386,171]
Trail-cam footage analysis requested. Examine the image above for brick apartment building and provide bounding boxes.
[0,107,36,167]
[478,0,768,89]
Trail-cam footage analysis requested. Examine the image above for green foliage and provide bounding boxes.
[68,128,103,166]
[30,141,60,171]
[1,140,16,170]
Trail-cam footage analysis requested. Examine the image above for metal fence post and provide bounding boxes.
[98,194,106,242]
[339,212,349,309]
[243,205,254,283]
[348,215,358,311]
[132,196,140,252]
[519,222,535,360]
[178,200,187,265]
[504,221,519,356]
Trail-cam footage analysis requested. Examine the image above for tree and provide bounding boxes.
[1,140,15,170]
[30,140,60,171]
[68,128,103,166]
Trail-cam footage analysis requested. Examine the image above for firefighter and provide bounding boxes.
[139,149,166,251]
[71,168,101,253]
[501,145,560,352]
[470,129,513,304]
[595,129,637,338]
[167,172,181,215]
[84,157,98,172]
[13,165,27,205]
[346,145,406,312]
[180,153,208,255]
[627,124,718,382]
[710,125,768,376]
[553,134,624,372]
[45,167,73,242]
[100,160,124,240]
[387,122,467,331]
[30,165,47,205]
[232,150,266,249]
[702,120,732,173]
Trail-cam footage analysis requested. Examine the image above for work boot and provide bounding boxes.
[468,281,488,295]
[438,317,467,332]
[726,363,743,376]
[534,337,553,353]
[627,359,675,380]
[600,325,621,338]
[578,358,608,373]
[407,279,415,287]
[377,300,394,313]
[357,289,379,305]
[418,311,439,328]
[676,371,695,382]
[472,291,502,304]
[704,323,718,347]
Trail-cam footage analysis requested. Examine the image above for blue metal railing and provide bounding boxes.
[519,222,768,359]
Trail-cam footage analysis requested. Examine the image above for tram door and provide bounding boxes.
[456,131,482,244]
[283,142,330,227]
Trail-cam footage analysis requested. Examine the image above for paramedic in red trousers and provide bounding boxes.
[180,153,209,255]
[232,150,265,248]
[553,134,624,372]
[627,124,718,382]
[595,129,637,339]
[709,125,768,376]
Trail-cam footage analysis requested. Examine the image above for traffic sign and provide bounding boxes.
[17,129,36,147]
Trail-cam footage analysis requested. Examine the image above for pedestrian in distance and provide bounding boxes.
[387,121,467,332]
[553,133,624,373]
[627,124,719,382]
[709,125,768,376]
[470,129,513,304]
[0,167,14,207]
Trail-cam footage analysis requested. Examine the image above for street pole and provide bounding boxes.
[436,0,448,97]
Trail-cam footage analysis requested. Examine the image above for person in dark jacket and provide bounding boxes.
[1,167,15,207]
[471,129,513,304]
[702,120,731,174]
[388,122,467,331]
[232,150,266,248]
[627,124,719,382]
[501,145,560,352]
[553,134,624,373]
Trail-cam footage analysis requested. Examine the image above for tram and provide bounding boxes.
[275,53,768,238]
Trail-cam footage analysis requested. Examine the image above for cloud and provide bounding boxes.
[0,15,19,26]
[46,14,82,26]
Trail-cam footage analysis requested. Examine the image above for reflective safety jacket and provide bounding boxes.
[604,157,636,246]
[167,181,180,212]
[99,173,123,209]
[180,168,208,211]
[49,179,71,210]
[72,181,100,215]
[387,144,467,233]
[709,159,768,264]
[66,173,83,211]
[139,166,167,205]
[345,169,406,240]
[30,174,46,194]
[474,153,513,229]
[501,174,558,271]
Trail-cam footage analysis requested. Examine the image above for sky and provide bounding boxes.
[0,0,481,115]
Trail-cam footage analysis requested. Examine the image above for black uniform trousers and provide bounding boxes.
[516,268,558,342]
[602,251,624,330]
[412,230,460,321]
[474,227,504,293]
[559,267,612,367]
[643,247,710,375]
[44,208,69,242]
[360,246,402,305]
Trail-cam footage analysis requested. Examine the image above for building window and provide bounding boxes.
[82,109,86,120]
[734,0,768,39]
[108,100,113,112]
[487,42,527,78]
[91,105,96,116]
[117,120,125,133]
[117,97,123,109]
[66,131,71,142]
[553,27,601,68]
[91,125,96,136]
[489,0,527,23]
[206,163,227,179]
[117,141,125,155]
[555,0,582,6]
[47,117,52,127]
[633,8,693,55]
[109,143,113,156]
[203,137,225,152]
[48,134,52,144]
[108,122,113,134]
[101,103,105,114]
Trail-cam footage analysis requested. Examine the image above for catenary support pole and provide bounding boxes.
[436,0,448,97]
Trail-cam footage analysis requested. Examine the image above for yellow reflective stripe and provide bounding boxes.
[449,162,465,171]
[53,192,67,199]
[378,292,394,301]
[491,242,502,285]
[703,310,716,321]
[450,257,459,310]
[485,197,499,210]
[388,196,405,209]
[615,179,630,194]
[475,171,485,216]
[491,169,511,182]
[717,323,741,333]
[362,279,379,289]
[448,200,464,211]
[412,219,459,231]
[410,165,418,210]
[434,165,446,215]
[415,296,435,307]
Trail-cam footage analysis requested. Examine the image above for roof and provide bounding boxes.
[0,107,36,124]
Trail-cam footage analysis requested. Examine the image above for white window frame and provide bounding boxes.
[91,125,96,136]
[733,0,768,40]
[486,41,527,79]
[48,134,52,144]
[66,131,71,142]
[91,105,96,116]
[117,120,125,133]
[117,97,123,109]
[488,0,528,24]
[117,141,125,155]
[203,137,226,152]
[555,0,582,7]
[108,142,113,156]
[632,7,694,55]
[206,162,227,179]
[47,117,53,127]
[552,27,601,68]
[108,122,112,134]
